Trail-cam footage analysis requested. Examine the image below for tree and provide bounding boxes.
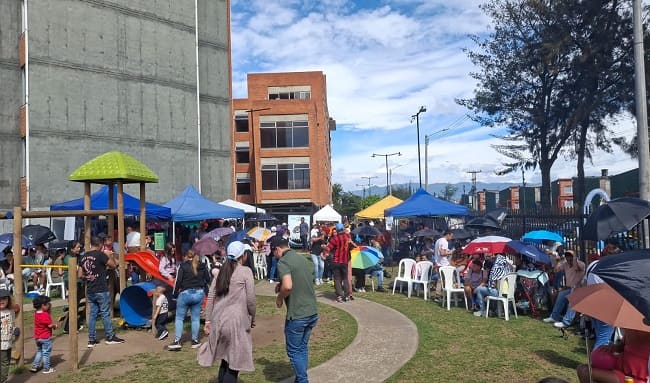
[459,0,583,208]
[440,183,458,201]
[332,183,344,212]
[391,186,412,201]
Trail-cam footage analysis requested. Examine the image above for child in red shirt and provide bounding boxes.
[30,295,57,374]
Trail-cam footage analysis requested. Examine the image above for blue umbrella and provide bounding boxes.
[505,240,552,265]
[225,230,254,245]
[0,233,33,248]
[522,230,563,244]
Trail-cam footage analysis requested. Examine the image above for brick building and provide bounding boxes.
[232,72,335,219]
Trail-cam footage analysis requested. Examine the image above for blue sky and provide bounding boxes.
[230,0,639,192]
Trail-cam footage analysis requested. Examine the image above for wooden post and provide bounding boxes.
[68,257,78,370]
[117,183,126,292]
[84,183,91,326]
[108,184,115,241]
[12,207,24,366]
[139,183,146,250]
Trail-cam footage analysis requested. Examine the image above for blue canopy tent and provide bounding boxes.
[50,185,172,220]
[384,188,470,217]
[164,185,244,222]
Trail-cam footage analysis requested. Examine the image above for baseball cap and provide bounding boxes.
[335,223,344,231]
[269,236,289,252]
[227,241,252,260]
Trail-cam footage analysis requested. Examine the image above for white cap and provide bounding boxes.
[369,221,375,226]
[227,241,252,260]
[271,226,277,232]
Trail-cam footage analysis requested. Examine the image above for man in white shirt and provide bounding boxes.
[433,230,454,298]
[125,226,141,253]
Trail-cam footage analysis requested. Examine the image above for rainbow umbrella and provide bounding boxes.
[350,245,383,269]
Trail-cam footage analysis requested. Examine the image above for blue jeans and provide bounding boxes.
[87,291,114,340]
[285,314,318,383]
[368,265,384,288]
[550,288,576,325]
[270,257,278,281]
[475,286,499,312]
[593,318,614,348]
[310,254,324,281]
[32,338,52,369]
[174,288,204,342]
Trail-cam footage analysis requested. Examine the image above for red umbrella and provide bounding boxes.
[462,235,512,255]
[192,236,220,256]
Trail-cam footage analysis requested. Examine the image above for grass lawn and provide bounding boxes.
[360,287,587,383]
[49,295,356,383]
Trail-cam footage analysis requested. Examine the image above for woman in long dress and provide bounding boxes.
[203,241,256,383]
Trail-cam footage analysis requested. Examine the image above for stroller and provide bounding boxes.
[515,269,550,319]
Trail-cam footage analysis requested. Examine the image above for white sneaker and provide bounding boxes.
[542,317,556,323]
[473,311,485,317]
[554,322,567,329]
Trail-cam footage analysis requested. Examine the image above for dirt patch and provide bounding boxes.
[252,314,285,347]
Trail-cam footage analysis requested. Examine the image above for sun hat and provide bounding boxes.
[227,241,252,260]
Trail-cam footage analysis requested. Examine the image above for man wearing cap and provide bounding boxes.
[542,250,585,329]
[271,236,318,383]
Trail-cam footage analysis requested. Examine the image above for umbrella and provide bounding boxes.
[350,245,383,269]
[0,233,33,248]
[505,240,551,265]
[225,230,254,246]
[522,230,564,244]
[246,213,279,223]
[583,197,650,241]
[462,235,512,255]
[568,284,650,332]
[451,228,475,241]
[192,236,220,256]
[247,227,274,242]
[464,216,502,232]
[203,227,235,241]
[22,224,57,245]
[592,249,650,324]
[352,225,382,237]
[412,228,441,237]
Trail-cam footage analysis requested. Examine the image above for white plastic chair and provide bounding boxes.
[412,261,434,300]
[253,251,267,280]
[439,265,468,310]
[485,273,518,321]
[45,268,65,298]
[392,258,416,297]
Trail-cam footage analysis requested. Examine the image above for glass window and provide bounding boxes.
[260,120,309,148]
[236,177,251,195]
[235,115,248,132]
[261,163,310,191]
[235,147,249,164]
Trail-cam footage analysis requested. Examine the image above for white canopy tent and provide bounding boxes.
[313,204,342,223]
[219,199,266,214]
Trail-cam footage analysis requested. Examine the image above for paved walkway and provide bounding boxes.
[256,282,418,383]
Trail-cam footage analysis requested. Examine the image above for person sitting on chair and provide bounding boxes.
[464,259,487,311]
[543,250,585,329]
[473,254,513,317]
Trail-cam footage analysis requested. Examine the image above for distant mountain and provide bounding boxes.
[351,181,528,201]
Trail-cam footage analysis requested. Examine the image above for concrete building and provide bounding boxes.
[232,72,335,220]
[0,0,232,213]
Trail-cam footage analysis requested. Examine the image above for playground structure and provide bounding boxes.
[11,151,160,370]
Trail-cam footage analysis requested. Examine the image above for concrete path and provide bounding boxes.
[256,282,418,383]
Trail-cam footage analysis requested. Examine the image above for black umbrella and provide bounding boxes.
[464,216,502,232]
[246,213,279,223]
[583,197,650,241]
[22,224,57,245]
[352,225,381,237]
[412,228,441,237]
[450,228,475,241]
[592,249,650,324]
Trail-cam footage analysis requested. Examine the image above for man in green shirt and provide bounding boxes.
[272,236,318,383]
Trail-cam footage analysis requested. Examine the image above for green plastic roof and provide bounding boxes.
[69,151,159,183]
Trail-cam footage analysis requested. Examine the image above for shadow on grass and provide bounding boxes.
[256,356,293,382]
[535,349,582,370]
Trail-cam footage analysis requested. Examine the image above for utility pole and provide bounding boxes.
[372,152,401,196]
[246,107,271,214]
[361,176,378,198]
[466,170,482,210]
[356,184,367,203]
[424,128,450,191]
[411,106,427,189]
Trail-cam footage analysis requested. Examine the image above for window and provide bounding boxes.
[235,146,249,164]
[261,163,310,190]
[236,176,251,195]
[563,200,574,208]
[260,120,308,148]
[563,185,573,195]
[268,86,311,100]
[235,115,249,132]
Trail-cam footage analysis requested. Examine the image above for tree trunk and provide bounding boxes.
[575,120,589,210]
[540,160,552,210]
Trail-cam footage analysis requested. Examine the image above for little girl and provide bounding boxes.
[152,285,169,340]
[0,289,17,383]
[30,295,57,374]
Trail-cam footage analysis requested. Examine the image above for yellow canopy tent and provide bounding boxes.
[355,195,403,220]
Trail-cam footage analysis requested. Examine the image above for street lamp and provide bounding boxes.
[389,163,405,195]
[356,183,367,202]
[372,152,401,196]
[411,106,427,189]
[424,128,450,191]
[361,176,378,198]
[245,107,271,214]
